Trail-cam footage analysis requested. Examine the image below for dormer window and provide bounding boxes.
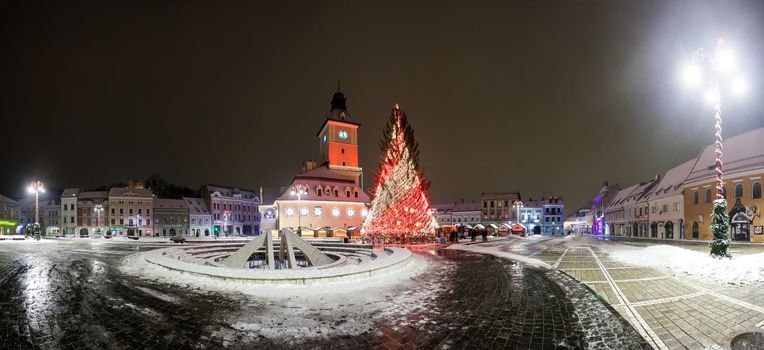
[317,188,323,196]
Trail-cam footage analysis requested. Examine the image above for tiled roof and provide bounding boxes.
[79,191,109,200]
[650,159,696,200]
[182,197,210,215]
[62,188,81,197]
[153,198,187,208]
[685,127,764,185]
[276,166,368,202]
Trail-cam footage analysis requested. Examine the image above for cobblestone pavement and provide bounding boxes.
[0,239,648,349]
[472,236,764,350]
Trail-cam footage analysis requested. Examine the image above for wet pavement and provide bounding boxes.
[0,239,648,349]
[468,236,764,349]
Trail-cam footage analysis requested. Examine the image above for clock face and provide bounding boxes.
[338,130,348,140]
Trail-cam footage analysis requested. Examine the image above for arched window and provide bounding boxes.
[693,191,699,205]
[734,183,743,198]
[316,188,323,196]
[704,188,712,203]
[753,182,762,199]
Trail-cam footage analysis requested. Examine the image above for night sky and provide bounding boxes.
[2,0,764,210]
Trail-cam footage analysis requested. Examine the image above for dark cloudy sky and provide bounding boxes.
[2,0,764,209]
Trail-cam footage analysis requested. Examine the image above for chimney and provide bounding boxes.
[302,160,318,173]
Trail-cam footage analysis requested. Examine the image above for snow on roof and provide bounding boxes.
[685,127,764,185]
[153,198,187,210]
[62,188,81,197]
[182,197,210,215]
[452,201,481,212]
[605,184,639,212]
[108,187,154,198]
[649,158,696,200]
[79,191,109,200]
[203,184,259,199]
[276,166,369,202]
[0,193,18,205]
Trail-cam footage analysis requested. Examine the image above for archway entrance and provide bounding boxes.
[692,222,699,239]
[664,221,674,239]
[729,199,753,241]
[79,228,88,237]
[169,228,176,236]
[650,222,658,238]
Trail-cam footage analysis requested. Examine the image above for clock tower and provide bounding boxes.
[317,89,361,170]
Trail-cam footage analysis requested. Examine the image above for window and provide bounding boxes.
[129,208,133,215]
[693,191,699,205]
[354,191,358,198]
[120,219,124,225]
[346,190,351,197]
[147,209,150,215]
[111,219,115,225]
[334,189,339,196]
[673,202,680,211]
[317,188,323,196]
[754,182,762,199]
[663,204,668,213]
[483,202,487,208]
[341,148,345,154]
[734,183,743,198]
[704,188,712,203]
[138,208,142,215]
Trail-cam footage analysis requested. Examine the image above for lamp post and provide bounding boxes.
[27,181,45,239]
[679,37,747,257]
[223,210,231,237]
[290,185,307,237]
[94,204,103,238]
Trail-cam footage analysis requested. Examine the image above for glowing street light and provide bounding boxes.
[94,204,104,237]
[27,181,45,239]
[290,184,307,237]
[679,37,748,257]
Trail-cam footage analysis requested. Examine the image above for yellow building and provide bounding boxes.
[682,128,764,243]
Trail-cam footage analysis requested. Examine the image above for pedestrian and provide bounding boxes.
[470,229,477,242]
[481,229,488,242]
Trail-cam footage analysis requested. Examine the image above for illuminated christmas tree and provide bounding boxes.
[362,104,437,243]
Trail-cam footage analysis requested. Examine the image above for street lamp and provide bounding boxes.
[290,184,307,237]
[27,181,45,239]
[679,37,746,257]
[223,210,231,237]
[94,204,103,238]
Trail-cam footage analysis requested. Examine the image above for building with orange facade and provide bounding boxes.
[682,128,764,243]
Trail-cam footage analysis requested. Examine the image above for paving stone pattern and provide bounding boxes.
[479,236,764,350]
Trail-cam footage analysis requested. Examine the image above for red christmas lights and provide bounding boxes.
[362,104,437,243]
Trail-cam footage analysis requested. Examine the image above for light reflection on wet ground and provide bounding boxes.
[0,239,648,349]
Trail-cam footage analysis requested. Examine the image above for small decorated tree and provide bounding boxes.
[362,104,437,243]
[709,199,731,258]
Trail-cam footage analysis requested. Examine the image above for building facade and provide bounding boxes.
[153,198,189,237]
[683,128,764,243]
[541,193,565,235]
[76,191,109,237]
[183,197,212,237]
[108,187,154,237]
[275,90,370,238]
[202,185,260,236]
[646,160,694,240]
[0,194,19,235]
[519,200,543,234]
[591,181,620,235]
[61,188,79,235]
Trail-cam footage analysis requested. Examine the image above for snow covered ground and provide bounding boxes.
[609,244,764,286]
[121,252,447,341]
